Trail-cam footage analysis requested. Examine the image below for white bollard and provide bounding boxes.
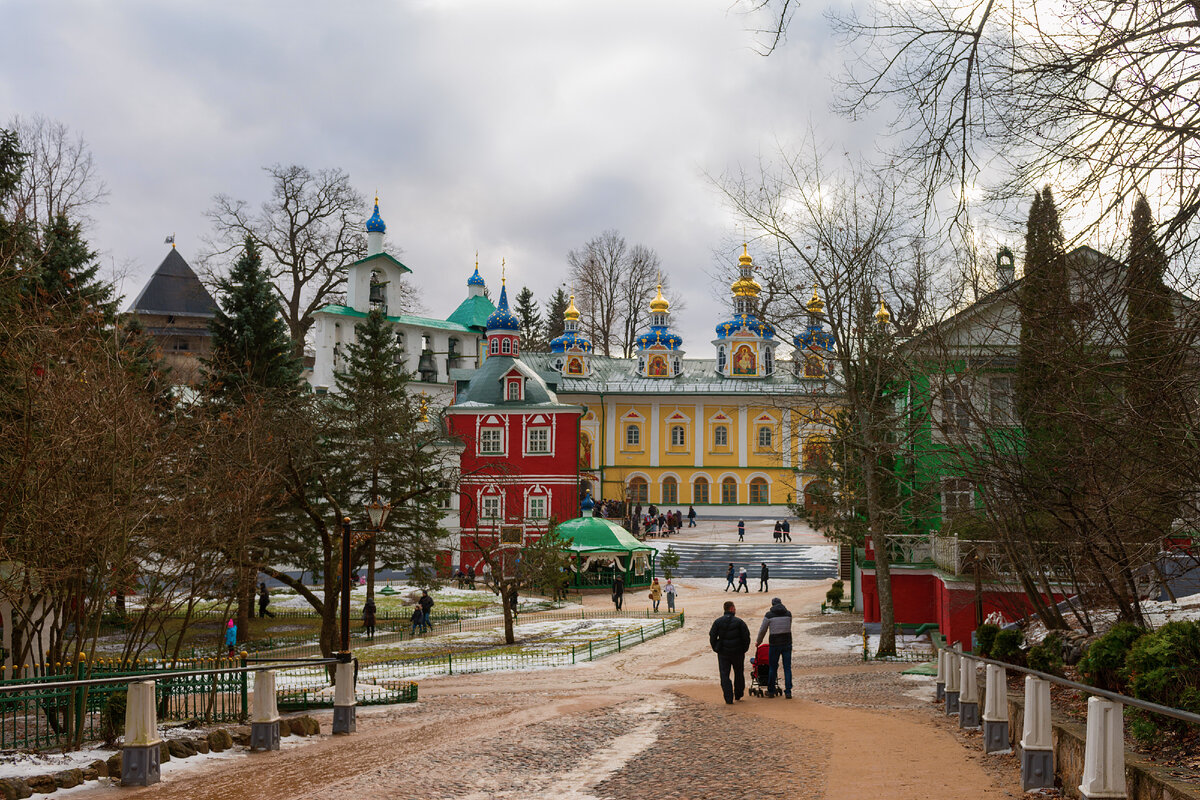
[935,650,946,702]
[982,664,1010,753]
[944,650,961,714]
[959,655,980,728]
[122,680,162,785]
[332,660,357,734]
[1020,675,1054,790]
[1079,697,1126,799]
[250,670,281,751]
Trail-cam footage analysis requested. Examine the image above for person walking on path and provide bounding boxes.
[612,574,625,610]
[755,597,794,698]
[687,505,696,527]
[224,619,238,657]
[363,597,377,638]
[419,590,434,632]
[709,600,751,704]
[781,519,792,542]
[737,567,749,593]
[725,563,736,592]
[664,579,677,612]
[737,519,745,541]
[773,520,782,543]
[410,605,424,636]
[258,583,275,618]
[649,578,662,613]
[467,563,476,590]
[759,563,769,592]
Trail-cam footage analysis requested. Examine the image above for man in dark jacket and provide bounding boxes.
[781,518,792,542]
[419,590,434,631]
[709,600,751,704]
[612,574,624,610]
[759,563,769,592]
[724,563,736,592]
[755,597,794,698]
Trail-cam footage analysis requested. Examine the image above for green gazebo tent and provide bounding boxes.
[556,516,657,590]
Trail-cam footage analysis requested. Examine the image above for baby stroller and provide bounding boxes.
[749,643,773,697]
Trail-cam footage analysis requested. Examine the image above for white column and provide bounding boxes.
[649,401,660,468]
[781,409,791,468]
[333,661,357,735]
[959,656,980,728]
[983,664,1011,754]
[605,401,616,465]
[1079,697,1126,799]
[1021,675,1055,791]
[124,681,160,747]
[694,403,704,468]
[738,407,748,467]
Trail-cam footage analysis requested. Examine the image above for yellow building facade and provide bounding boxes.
[527,248,841,517]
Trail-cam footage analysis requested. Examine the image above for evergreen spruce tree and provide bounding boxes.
[204,236,302,400]
[514,286,543,350]
[324,309,451,595]
[117,316,173,411]
[1016,187,1072,490]
[24,213,116,323]
[545,288,569,342]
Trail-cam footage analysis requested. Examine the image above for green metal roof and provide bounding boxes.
[450,354,574,407]
[351,252,411,274]
[318,304,475,333]
[555,517,654,553]
[446,294,496,331]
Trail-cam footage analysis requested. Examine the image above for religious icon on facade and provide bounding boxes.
[648,355,668,377]
[732,344,757,375]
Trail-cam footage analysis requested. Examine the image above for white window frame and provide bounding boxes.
[481,494,502,520]
[527,495,547,519]
[479,428,504,455]
[506,379,522,401]
[942,478,974,518]
[757,426,773,450]
[501,339,511,354]
[670,425,686,447]
[489,338,498,355]
[942,383,972,433]
[713,425,728,448]
[526,426,550,454]
[989,375,1015,425]
[625,424,641,447]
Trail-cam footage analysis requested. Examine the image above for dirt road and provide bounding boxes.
[111,579,1023,800]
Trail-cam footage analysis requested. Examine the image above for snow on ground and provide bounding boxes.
[0,749,114,780]
[1021,591,1200,643]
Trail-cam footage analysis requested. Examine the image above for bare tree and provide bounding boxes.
[3,115,107,238]
[205,164,367,356]
[568,231,675,358]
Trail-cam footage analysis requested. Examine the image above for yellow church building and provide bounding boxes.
[521,246,841,517]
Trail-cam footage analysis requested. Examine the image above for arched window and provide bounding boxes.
[764,348,775,375]
[670,425,686,447]
[628,477,648,503]
[662,476,678,504]
[713,425,728,448]
[757,426,773,449]
[489,339,499,355]
[625,424,641,447]
[554,358,564,371]
[717,345,727,372]
[501,339,511,354]
[749,477,769,505]
[721,477,738,504]
[693,477,710,504]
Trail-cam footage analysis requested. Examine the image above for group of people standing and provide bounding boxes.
[628,504,698,537]
[708,597,794,703]
[612,575,678,613]
[735,518,793,541]
[724,563,770,593]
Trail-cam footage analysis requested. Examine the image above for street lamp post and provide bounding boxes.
[340,497,393,658]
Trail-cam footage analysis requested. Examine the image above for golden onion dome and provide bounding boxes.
[875,299,891,325]
[564,293,580,321]
[739,242,753,267]
[806,284,825,315]
[732,276,761,298]
[649,284,670,313]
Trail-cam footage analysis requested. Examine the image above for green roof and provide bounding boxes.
[555,517,654,553]
[446,294,496,331]
[351,252,411,274]
[450,355,574,407]
[318,305,475,333]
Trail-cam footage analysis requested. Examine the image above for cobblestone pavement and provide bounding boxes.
[113,580,1024,800]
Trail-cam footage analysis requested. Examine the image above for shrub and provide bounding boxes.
[1077,622,1145,693]
[974,623,1000,657]
[990,629,1025,665]
[660,546,680,580]
[827,580,844,605]
[1027,633,1064,676]
[100,689,126,745]
[1124,621,1200,740]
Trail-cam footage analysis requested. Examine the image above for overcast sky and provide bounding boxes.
[1,0,875,351]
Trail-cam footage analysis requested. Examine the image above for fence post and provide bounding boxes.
[121,681,161,786]
[944,650,961,714]
[935,650,947,702]
[250,670,281,752]
[1021,675,1054,791]
[959,655,980,728]
[982,664,1010,753]
[448,651,453,676]
[239,651,249,722]
[589,641,593,660]
[332,660,356,735]
[617,633,622,652]
[1079,697,1126,799]
[72,652,86,746]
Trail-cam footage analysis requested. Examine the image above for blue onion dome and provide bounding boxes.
[635,326,684,350]
[466,261,486,288]
[486,281,520,332]
[550,332,594,353]
[366,197,386,234]
[795,324,836,352]
[714,315,775,339]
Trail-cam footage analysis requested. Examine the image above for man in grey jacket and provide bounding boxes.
[755,597,793,698]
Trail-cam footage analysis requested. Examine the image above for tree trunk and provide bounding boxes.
[863,445,897,657]
[501,582,515,645]
[367,537,377,601]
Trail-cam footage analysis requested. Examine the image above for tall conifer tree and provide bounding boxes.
[24,213,116,323]
[545,288,569,341]
[514,286,543,350]
[204,236,302,400]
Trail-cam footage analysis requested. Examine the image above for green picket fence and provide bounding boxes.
[0,656,249,751]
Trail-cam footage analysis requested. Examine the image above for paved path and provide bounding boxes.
[111,580,1022,800]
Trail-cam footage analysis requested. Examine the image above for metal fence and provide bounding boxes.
[0,656,250,751]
